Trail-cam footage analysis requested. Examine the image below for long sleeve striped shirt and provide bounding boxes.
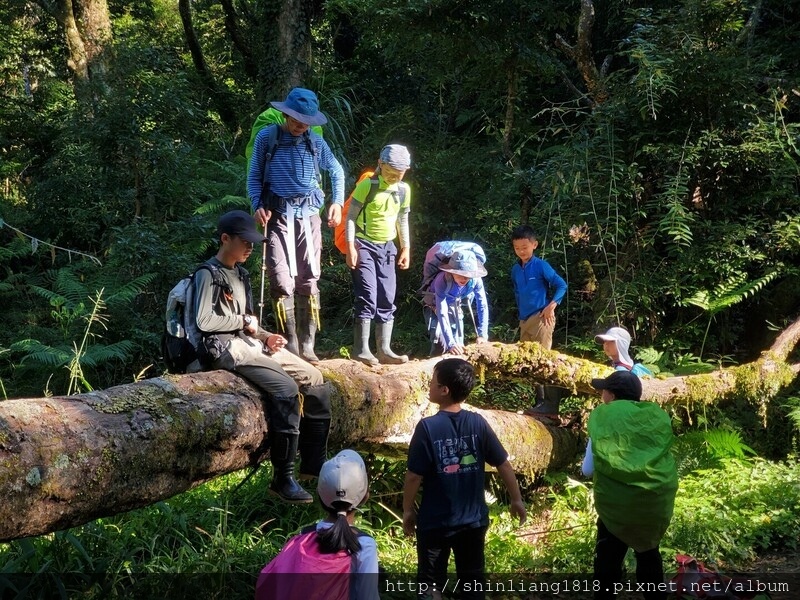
[247,127,344,213]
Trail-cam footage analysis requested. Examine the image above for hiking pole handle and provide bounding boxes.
[258,223,268,326]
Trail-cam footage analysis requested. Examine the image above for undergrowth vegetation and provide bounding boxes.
[2,435,798,599]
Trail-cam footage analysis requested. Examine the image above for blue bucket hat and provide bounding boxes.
[270,87,328,126]
[439,250,488,278]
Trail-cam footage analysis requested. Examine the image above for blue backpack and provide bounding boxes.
[419,241,487,298]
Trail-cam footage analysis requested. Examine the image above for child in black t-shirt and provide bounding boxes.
[402,358,527,599]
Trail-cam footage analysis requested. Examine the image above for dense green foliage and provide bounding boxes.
[1,0,800,588]
[1,442,798,597]
[1,0,799,396]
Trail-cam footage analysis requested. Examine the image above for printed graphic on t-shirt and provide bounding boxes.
[434,434,479,474]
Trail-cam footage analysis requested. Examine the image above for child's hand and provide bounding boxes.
[397,247,410,270]
[346,246,358,270]
[510,499,527,525]
[541,302,556,326]
[402,510,417,537]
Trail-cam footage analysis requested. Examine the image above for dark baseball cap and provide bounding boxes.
[591,370,643,401]
[216,210,265,244]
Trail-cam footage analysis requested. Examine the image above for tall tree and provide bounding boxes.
[37,0,112,82]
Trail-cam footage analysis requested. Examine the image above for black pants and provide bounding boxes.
[416,525,488,599]
[593,519,666,600]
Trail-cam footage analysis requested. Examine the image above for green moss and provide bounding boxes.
[88,384,175,419]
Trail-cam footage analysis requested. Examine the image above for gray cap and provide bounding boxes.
[379,144,411,170]
[317,449,368,509]
[439,250,487,278]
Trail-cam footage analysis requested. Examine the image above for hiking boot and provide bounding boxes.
[295,294,320,363]
[298,382,332,478]
[274,296,299,356]
[268,432,312,504]
[523,384,568,425]
[353,319,379,366]
[375,319,408,364]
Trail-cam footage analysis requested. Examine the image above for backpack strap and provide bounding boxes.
[257,125,281,209]
[235,264,253,315]
[357,176,406,234]
[303,131,322,186]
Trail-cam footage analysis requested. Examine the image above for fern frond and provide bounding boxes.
[80,341,136,365]
[10,340,72,367]
[104,273,157,306]
[703,428,755,460]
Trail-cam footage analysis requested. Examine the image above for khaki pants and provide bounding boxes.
[519,312,555,350]
[270,348,323,388]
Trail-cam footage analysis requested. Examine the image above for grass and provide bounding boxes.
[1,448,799,599]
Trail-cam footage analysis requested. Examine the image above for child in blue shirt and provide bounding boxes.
[423,249,489,356]
[510,225,567,350]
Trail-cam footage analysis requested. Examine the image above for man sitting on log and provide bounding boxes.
[193,210,331,504]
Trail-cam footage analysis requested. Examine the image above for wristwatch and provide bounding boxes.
[243,315,255,329]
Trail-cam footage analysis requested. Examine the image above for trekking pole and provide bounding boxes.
[258,223,268,325]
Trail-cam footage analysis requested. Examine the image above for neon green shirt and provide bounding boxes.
[351,175,411,243]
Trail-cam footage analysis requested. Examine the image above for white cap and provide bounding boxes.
[595,326,634,368]
[317,449,368,509]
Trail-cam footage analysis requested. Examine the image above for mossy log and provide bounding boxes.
[0,356,576,543]
[467,323,800,411]
[3,318,798,544]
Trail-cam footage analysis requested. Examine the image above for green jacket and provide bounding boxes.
[588,400,678,552]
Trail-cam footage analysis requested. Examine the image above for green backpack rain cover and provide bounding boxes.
[587,400,679,552]
[244,107,324,163]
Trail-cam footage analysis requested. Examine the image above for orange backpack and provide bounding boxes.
[333,170,408,254]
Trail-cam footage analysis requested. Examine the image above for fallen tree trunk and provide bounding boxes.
[3,315,799,543]
[466,328,800,413]
[0,357,576,543]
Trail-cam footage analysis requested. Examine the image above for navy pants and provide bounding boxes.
[351,238,397,322]
[416,525,488,600]
[593,519,666,600]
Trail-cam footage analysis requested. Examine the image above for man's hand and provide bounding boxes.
[446,343,465,355]
[244,316,258,336]
[254,207,271,227]
[346,245,358,270]
[397,247,410,270]
[326,203,342,228]
[265,334,287,353]
[476,336,488,344]
[402,510,417,537]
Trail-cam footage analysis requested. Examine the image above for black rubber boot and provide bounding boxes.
[298,382,332,478]
[298,418,331,478]
[268,432,313,504]
[524,384,567,425]
[274,296,299,356]
[353,319,379,366]
[375,320,408,364]
[296,294,320,363]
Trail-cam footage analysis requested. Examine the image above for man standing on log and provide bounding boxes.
[247,87,345,363]
[194,210,332,504]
